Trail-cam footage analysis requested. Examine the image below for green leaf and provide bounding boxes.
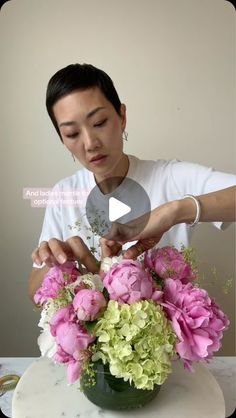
[84,320,98,334]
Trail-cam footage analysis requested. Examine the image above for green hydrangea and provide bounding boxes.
[92,300,176,390]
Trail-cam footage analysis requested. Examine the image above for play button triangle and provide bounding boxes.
[109,197,131,222]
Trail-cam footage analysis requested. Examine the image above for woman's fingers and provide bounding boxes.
[102,206,171,260]
[123,238,159,259]
[67,236,99,273]
[47,238,71,264]
[31,237,99,272]
[31,241,56,267]
[37,240,58,267]
[105,222,137,242]
[100,237,122,258]
[31,247,43,266]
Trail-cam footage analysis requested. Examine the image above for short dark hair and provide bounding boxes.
[46,63,122,141]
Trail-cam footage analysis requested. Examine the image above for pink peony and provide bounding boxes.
[103,259,162,304]
[34,262,80,305]
[50,306,95,352]
[73,289,107,321]
[161,278,230,369]
[144,246,196,284]
[50,305,96,383]
[54,345,90,384]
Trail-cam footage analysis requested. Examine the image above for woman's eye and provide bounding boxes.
[66,132,79,139]
[94,119,107,127]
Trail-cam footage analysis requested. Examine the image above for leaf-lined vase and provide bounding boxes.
[81,361,161,411]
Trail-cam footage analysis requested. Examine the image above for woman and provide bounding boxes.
[29,63,236,300]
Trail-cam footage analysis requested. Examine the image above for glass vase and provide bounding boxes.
[81,361,161,411]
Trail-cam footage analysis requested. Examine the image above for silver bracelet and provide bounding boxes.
[183,194,201,227]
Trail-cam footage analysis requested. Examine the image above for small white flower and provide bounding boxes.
[67,273,104,292]
[82,273,104,291]
[100,256,123,273]
[38,329,57,358]
[38,300,57,330]
[66,277,83,294]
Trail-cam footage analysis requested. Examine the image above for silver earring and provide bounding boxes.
[71,153,76,162]
[122,130,128,141]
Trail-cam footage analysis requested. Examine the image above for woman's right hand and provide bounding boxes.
[31,236,99,273]
[99,237,122,259]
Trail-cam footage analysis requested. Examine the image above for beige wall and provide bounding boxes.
[0,0,235,356]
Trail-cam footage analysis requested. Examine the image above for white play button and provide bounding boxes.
[86,176,151,238]
[109,197,131,222]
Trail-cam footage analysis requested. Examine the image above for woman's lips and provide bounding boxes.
[90,155,107,165]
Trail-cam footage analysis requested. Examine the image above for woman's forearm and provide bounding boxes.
[105,186,236,260]
[175,186,236,225]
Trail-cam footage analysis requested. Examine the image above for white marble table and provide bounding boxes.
[0,357,235,418]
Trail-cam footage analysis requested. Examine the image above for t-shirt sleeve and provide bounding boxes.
[38,203,63,242]
[169,160,236,230]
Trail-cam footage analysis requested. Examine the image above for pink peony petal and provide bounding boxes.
[67,360,82,384]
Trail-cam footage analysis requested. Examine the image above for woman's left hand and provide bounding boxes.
[104,200,179,259]
[101,186,236,259]
[100,237,122,259]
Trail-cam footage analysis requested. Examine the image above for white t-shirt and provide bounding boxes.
[34,155,236,266]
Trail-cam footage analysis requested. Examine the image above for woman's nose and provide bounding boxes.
[83,129,101,150]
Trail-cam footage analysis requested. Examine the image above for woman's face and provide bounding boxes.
[53,87,127,182]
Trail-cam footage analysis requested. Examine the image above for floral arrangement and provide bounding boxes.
[34,246,229,391]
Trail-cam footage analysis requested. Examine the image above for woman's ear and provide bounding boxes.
[120,103,126,131]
